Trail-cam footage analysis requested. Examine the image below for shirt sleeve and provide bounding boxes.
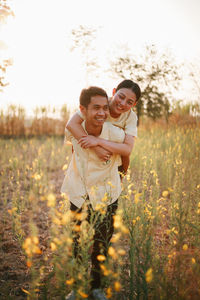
[124,110,138,137]
[77,109,85,120]
[108,124,125,143]
[64,127,73,144]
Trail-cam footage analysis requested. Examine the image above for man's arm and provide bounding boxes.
[78,134,134,157]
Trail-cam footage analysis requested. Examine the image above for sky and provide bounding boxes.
[0,0,200,114]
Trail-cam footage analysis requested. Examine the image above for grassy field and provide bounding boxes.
[0,123,200,299]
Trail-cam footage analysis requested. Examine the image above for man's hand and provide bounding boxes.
[78,135,99,148]
[93,146,112,161]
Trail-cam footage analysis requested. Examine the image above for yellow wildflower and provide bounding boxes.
[134,193,142,204]
[107,181,115,188]
[21,288,31,295]
[52,217,61,225]
[162,191,169,197]
[191,258,196,264]
[183,244,188,251]
[47,193,56,207]
[106,287,112,299]
[117,249,126,256]
[111,232,121,243]
[108,246,118,259]
[100,264,110,276]
[62,164,68,170]
[101,193,108,202]
[33,173,41,181]
[97,255,106,262]
[66,278,75,285]
[50,242,57,251]
[32,236,39,245]
[114,281,121,292]
[78,289,88,298]
[145,268,153,283]
[74,225,81,232]
[113,215,122,228]
[26,260,32,268]
[121,225,129,234]
[62,211,72,224]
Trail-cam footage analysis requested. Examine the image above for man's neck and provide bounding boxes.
[85,121,103,137]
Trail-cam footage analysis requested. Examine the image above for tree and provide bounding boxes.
[69,25,99,85]
[0,0,14,92]
[110,45,181,123]
[0,58,12,91]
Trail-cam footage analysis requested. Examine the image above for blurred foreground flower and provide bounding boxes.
[23,236,42,257]
[33,173,42,181]
[145,268,153,283]
[162,190,169,197]
[47,193,56,207]
[183,244,188,251]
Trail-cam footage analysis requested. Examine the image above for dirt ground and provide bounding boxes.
[0,170,64,299]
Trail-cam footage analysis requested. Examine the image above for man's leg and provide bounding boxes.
[70,202,82,259]
[91,200,118,290]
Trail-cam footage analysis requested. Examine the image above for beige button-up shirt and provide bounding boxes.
[61,121,125,210]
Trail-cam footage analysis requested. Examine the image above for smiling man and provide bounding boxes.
[61,86,126,300]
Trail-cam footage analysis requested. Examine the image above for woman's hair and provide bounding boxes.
[116,79,141,102]
[80,86,108,108]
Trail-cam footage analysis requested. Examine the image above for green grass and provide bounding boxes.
[0,125,200,299]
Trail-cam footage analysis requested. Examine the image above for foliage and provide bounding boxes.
[0,124,200,298]
[70,25,99,84]
[0,0,14,91]
[0,58,12,91]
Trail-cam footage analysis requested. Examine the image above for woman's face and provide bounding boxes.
[109,88,137,118]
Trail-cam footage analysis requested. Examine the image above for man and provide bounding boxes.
[61,86,127,300]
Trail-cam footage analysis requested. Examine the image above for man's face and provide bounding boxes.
[81,95,109,127]
[110,88,137,117]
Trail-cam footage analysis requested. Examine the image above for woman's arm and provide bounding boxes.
[66,112,87,140]
[78,134,135,157]
[66,112,112,161]
[119,156,130,175]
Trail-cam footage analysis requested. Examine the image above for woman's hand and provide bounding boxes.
[78,136,112,161]
[78,135,99,148]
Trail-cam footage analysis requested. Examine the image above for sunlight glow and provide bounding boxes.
[0,0,200,113]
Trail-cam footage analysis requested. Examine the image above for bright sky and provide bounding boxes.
[0,0,200,114]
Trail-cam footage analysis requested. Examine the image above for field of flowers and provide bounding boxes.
[0,123,200,299]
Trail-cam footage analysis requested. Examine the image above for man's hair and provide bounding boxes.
[80,86,108,108]
[116,79,141,102]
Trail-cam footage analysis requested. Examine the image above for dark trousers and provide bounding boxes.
[70,200,118,289]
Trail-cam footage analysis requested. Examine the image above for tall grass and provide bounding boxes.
[0,104,70,136]
[0,123,200,299]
